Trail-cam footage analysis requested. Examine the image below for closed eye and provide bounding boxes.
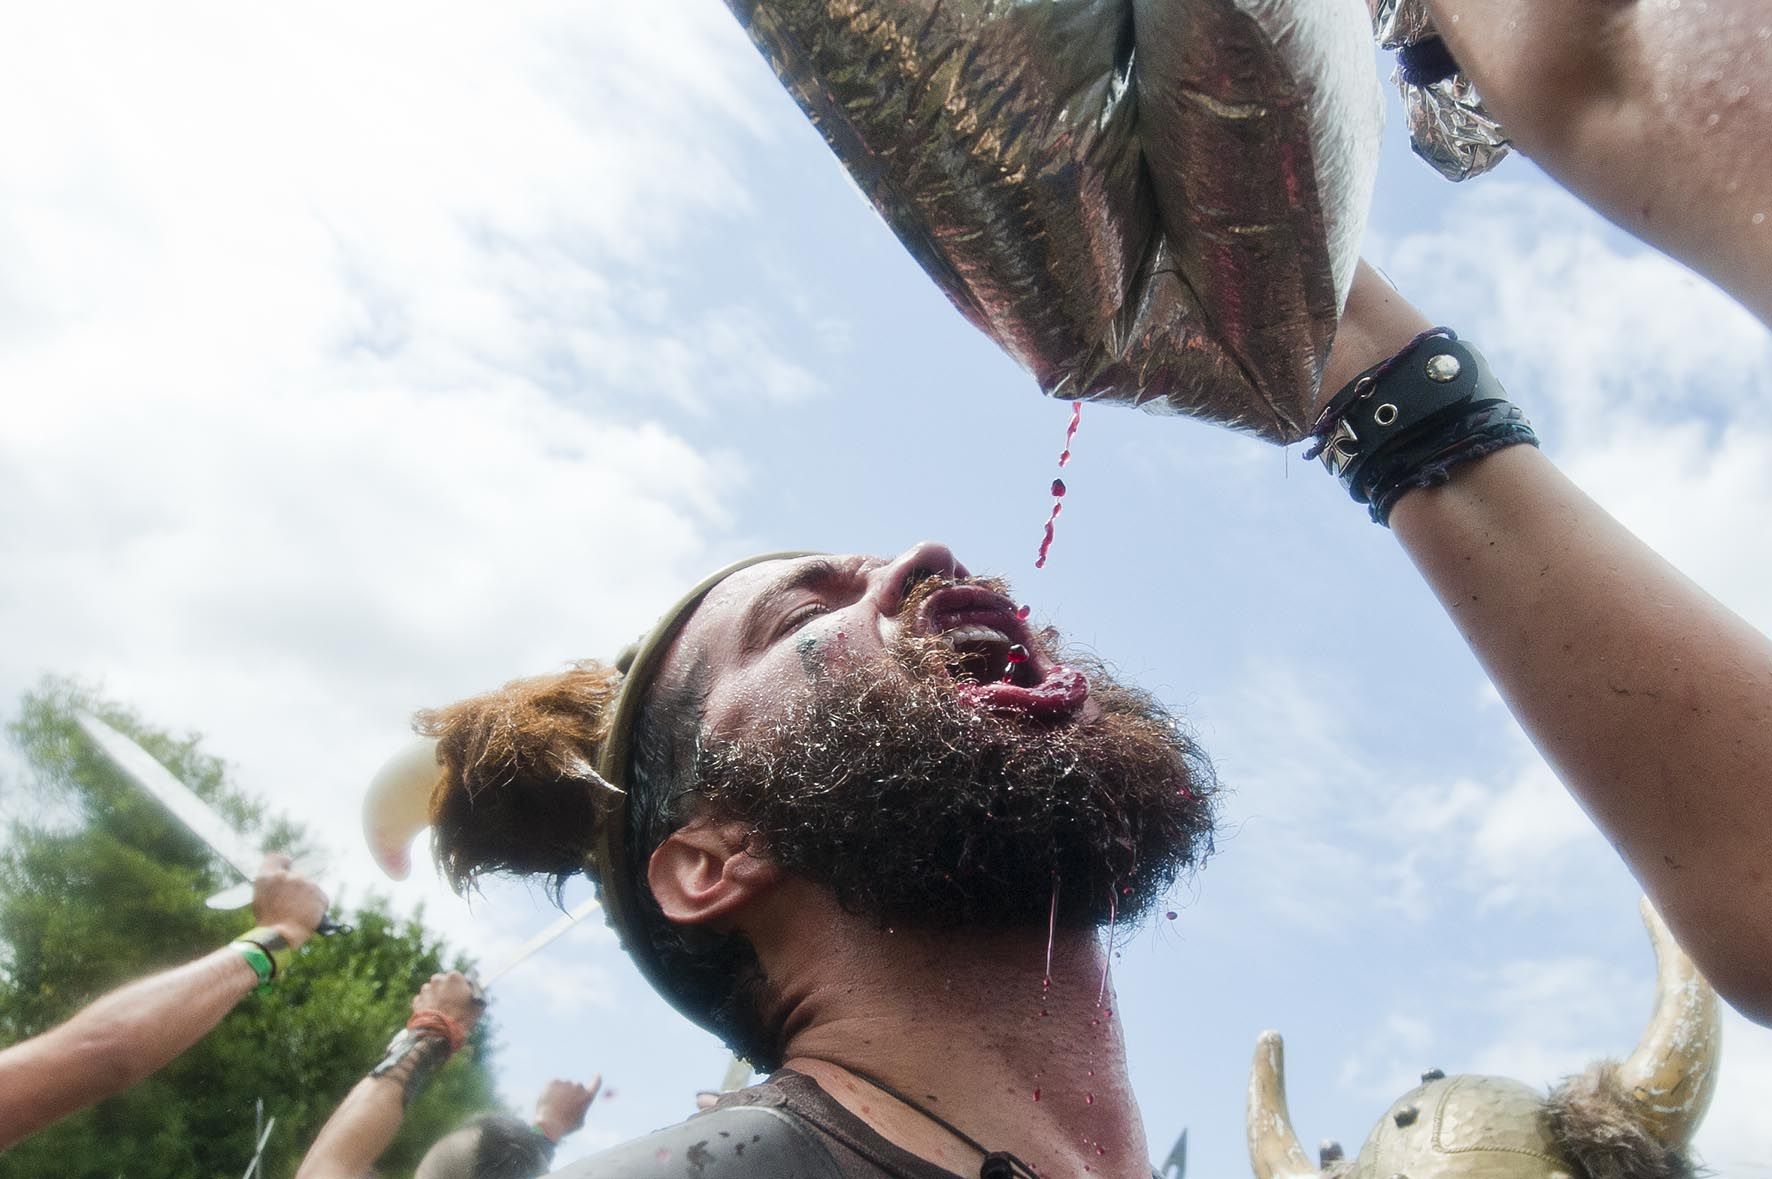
[775,601,830,640]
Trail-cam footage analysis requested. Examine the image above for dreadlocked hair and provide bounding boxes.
[417,661,622,899]
[415,659,778,1068]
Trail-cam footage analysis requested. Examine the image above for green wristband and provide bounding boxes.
[230,941,275,993]
[235,926,295,979]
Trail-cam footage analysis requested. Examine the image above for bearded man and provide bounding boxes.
[420,534,1215,1178]
[405,252,1772,1179]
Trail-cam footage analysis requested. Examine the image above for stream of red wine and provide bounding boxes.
[1033,403,1082,569]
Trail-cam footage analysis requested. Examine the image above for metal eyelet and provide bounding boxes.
[1374,403,1399,426]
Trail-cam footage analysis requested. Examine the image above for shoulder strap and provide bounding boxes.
[546,1104,843,1178]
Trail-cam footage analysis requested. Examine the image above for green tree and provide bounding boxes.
[0,678,502,1178]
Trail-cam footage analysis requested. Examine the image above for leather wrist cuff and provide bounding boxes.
[371,1028,452,1107]
[1310,333,1538,524]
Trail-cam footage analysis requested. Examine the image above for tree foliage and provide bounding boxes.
[0,677,501,1178]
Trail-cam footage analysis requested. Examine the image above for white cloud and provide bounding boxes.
[1334,1012,1436,1103]
[1694,1008,1772,1172]
[0,0,821,1123]
[1377,180,1772,633]
[0,1,818,826]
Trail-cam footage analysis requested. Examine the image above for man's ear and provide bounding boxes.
[647,818,782,927]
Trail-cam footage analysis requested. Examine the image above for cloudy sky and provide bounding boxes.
[3,2,1769,1174]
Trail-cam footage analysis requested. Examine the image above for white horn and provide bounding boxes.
[1247,1031,1323,1179]
[362,737,442,880]
[1616,897,1722,1148]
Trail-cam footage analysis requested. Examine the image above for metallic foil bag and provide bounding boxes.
[1375,0,1511,182]
[722,0,1383,442]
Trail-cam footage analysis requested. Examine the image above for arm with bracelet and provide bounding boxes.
[0,853,327,1148]
[1317,262,1772,1024]
[295,970,484,1179]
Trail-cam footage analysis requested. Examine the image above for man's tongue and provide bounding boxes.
[956,664,1089,720]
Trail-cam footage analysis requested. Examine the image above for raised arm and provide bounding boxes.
[1323,264,1772,1023]
[296,970,484,1179]
[1411,0,1772,324]
[0,854,327,1148]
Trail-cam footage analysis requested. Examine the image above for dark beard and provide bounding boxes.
[692,615,1217,933]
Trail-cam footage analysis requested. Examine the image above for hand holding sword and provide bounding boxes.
[250,851,331,950]
[75,711,345,934]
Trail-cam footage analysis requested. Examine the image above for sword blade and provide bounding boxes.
[480,895,603,988]
[76,712,264,883]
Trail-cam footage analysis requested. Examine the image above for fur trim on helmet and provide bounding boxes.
[1546,1063,1701,1179]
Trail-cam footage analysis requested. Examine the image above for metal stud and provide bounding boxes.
[1374,403,1399,426]
[1393,1104,1420,1128]
[1425,353,1462,383]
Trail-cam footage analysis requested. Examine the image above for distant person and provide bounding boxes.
[414,1081,600,1179]
[296,969,597,1179]
[0,853,327,1148]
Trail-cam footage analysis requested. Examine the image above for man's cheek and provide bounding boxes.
[794,628,861,679]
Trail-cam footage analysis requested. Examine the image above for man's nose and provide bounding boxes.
[872,541,970,616]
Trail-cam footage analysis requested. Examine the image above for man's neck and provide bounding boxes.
[761,897,1150,1178]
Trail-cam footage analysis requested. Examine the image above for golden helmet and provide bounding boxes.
[1247,901,1720,1179]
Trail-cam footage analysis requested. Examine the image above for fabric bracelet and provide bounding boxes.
[233,925,295,980]
[229,941,275,993]
[407,1009,469,1054]
[1306,331,1538,525]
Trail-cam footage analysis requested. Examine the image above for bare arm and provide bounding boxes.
[296,971,484,1179]
[1324,266,1772,1022]
[0,948,257,1148]
[0,854,327,1148]
[1418,0,1772,324]
[296,1074,408,1179]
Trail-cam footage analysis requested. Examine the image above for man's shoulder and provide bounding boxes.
[546,1104,842,1178]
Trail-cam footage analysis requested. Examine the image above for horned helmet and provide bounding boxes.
[1247,900,1720,1179]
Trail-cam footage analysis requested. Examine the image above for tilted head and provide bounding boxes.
[370,542,1218,1067]
[1245,899,1721,1179]
[414,1115,555,1179]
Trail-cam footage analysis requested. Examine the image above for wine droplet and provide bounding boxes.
[1034,403,1082,567]
[1032,1088,1042,1102]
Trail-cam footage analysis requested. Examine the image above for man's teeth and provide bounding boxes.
[943,624,1012,646]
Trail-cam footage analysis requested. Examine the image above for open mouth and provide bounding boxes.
[916,586,1090,721]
